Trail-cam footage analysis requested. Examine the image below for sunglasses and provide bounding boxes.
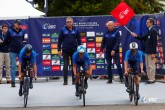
[66,21,72,23]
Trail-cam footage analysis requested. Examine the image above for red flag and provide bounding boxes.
[110,1,135,26]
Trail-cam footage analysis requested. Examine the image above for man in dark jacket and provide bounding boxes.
[0,24,11,84]
[58,17,81,85]
[131,18,158,84]
[1,20,25,87]
[100,21,123,84]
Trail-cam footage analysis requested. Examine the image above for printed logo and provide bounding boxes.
[90,59,96,64]
[43,55,51,60]
[96,47,101,53]
[43,44,51,49]
[51,38,58,43]
[52,66,60,71]
[21,25,28,30]
[96,54,104,59]
[52,60,60,65]
[96,59,105,64]
[87,42,95,48]
[96,37,102,43]
[96,65,105,69]
[43,66,51,71]
[43,49,51,54]
[81,37,86,42]
[119,8,129,19]
[51,49,58,54]
[96,32,103,36]
[52,54,59,59]
[80,32,86,37]
[42,23,56,29]
[86,32,95,37]
[42,38,50,44]
[87,37,95,42]
[87,48,95,53]
[43,60,51,66]
[96,43,101,47]
[51,44,58,49]
[42,33,51,37]
[88,53,95,59]
[51,33,59,38]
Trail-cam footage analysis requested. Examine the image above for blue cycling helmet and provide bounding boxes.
[77,45,85,53]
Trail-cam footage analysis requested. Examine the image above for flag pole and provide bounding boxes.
[124,26,132,33]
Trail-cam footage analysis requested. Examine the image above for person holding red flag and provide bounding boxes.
[131,18,158,84]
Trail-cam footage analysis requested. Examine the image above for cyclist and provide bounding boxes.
[72,45,92,97]
[124,42,144,99]
[18,44,37,96]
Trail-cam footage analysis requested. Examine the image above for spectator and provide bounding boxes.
[0,24,11,84]
[131,18,158,84]
[100,21,123,84]
[1,20,25,87]
[58,17,81,85]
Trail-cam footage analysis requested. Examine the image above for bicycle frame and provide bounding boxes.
[128,69,139,106]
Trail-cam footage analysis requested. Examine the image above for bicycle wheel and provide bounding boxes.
[128,75,133,102]
[82,78,85,107]
[134,83,138,106]
[24,80,29,108]
[79,77,82,99]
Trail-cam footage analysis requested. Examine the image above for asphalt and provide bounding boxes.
[0,77,165,108]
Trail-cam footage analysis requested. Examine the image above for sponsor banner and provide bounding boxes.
[86,32,95,37]
[43,55,51,60]
[42,33,51,37]
[96,59,105,64]
[81,37,87,43]
[88,53,96,59]
[87,42,95,48]
[43,49,51,54]
[51,33,59,38]
[42,60,51,66]
[52,60,60,65]
[96,43,101,47]
[51,54,59,59]
[119,47,122,52]
[96,37,102,43]
[96,54,104,58]
[60,60,64,65]
[87,48,95,53]
[87,37,95,42]
[51,44,58,49]
[52,66,60,71]
[51,49,58,54]
[42,38,50,44]
[43,66,51,71]
[42,44,51,49]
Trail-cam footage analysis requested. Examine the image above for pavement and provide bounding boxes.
[0,77,165,108]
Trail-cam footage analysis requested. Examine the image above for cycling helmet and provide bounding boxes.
[25,44,32,53]
[129,42,138,50]
[77,45,85,53]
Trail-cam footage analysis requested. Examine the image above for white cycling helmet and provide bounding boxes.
[77,45,85,53]
[129,42,138,50]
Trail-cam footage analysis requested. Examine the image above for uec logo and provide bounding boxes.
[42,23,56,29]
[119,8,129,19]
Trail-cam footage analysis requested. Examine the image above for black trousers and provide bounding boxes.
[62,51,75,83]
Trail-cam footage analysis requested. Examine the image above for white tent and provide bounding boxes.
[0,0,45,19]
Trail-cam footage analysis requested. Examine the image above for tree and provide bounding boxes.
[33,0,164,16]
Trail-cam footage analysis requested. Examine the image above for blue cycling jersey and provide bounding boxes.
[124,50,143,63]
[72,51,91,65]
[19,48,37,64]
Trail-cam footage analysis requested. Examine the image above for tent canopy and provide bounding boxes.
[0,0,45,19]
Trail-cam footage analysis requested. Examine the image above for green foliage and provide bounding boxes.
[33,0,165,16]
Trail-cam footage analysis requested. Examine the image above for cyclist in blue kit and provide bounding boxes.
[72,45,92,97]
[18,44,37,96]
[124,42,144,99]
